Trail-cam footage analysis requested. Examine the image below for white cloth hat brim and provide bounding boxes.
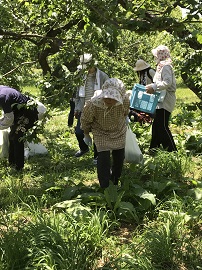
[101,88,123,104]
[152,48,158,57]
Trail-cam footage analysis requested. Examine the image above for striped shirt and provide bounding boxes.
[85,73,95,102]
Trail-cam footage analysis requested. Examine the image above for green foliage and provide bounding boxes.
[17,99,50,143]
[40,67,74,107]
[0,209,111,269]
[0,84,201,268]
[181,50,202,99]
[185,134,202,153]
[0,0,202,104]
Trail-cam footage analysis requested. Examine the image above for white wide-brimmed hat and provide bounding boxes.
[134,59,150,71]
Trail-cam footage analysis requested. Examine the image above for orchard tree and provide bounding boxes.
[0,0,201,102]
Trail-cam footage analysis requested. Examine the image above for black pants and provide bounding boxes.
[9,107,38,170]
[67,98,75,127]
[75,113,98,158]
[150,108,177,152]
[97,148,125,188]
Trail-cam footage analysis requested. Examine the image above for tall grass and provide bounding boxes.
[0,204,112,270]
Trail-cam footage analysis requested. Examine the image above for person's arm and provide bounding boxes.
[0,112,14,130]
[146,65,173,93]
[80,101,95,134]
[123,96,130,116]
[148,68,156,81]
[80,101,95,146]
[155,65,173,90]
[99,70,109,87]
[0,95,14,129]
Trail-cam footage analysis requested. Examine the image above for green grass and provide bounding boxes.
[174,83,201,116]
[22,85,41,97]
[176,87,200,103]
[0,84,201,269]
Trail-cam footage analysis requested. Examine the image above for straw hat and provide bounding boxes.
[134,59,150,71]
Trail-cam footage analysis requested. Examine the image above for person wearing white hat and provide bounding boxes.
[74,53,109,163]
[145,45,177,153]
[81,78,130,188]
[134,59,155,86]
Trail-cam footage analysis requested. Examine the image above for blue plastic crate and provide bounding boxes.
[130,84,161,114]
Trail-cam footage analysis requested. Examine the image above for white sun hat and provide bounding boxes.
[134,59,150,71]
[77,53,98,69]
[80,53,92,64]
[151,45,171,61]
[101,78,126,104]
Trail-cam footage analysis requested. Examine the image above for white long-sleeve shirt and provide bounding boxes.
[152,65,176,113]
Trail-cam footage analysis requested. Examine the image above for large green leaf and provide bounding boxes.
[76,192,105,205]
[188,188,202,200]
[117,201,139,222]
[52,199,91,218]
[132,184,156,205]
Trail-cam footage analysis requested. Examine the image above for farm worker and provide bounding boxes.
[80,78,130,188]
[134,59,155,85]
[145,45,177,152]
[74,53,109,164]
[0,85,40,170]
[128,59,156,123]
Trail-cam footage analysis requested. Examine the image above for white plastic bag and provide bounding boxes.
[27,142,48,156]
[36,100,47,120]
[24,141,48,159]
[0,129,10,158]
[125,126,143,164]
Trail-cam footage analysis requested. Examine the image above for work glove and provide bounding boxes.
[126,116,130,125]
[83,134,92,146]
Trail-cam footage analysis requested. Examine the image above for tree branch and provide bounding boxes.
[2,61,37,77]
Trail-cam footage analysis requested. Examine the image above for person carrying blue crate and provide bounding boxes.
[134,59,155,86]
[145,45,177,153]
[128,60,155,125]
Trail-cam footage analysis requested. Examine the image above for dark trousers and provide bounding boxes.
[150,108,177,152]
[68,99,75,127]
[97,148,125,188]
[9,107,38,170]
[75,113,98,158]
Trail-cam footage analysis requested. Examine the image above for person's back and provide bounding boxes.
[0,85,39,170]
[81,78,130,188]
[0,85,30,113]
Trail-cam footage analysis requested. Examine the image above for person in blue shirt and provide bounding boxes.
[0,85,39,170]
